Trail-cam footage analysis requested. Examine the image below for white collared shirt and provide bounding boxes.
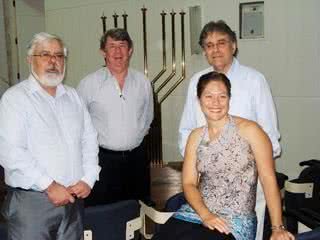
[77,67,154,151]
[0,75,100,191]
[179,58,281,157]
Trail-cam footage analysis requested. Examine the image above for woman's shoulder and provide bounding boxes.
[186,126,205,145]
[232,116,265,140]
[233,116,258,129]
[184,127,205,156]
[189,126,205,139]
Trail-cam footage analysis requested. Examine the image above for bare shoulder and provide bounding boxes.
[184,127,204,158]
[188,127,204,144]
[233,116,267,142]
[233,116,258,130]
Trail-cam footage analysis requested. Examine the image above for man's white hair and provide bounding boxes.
[27,32,67,56]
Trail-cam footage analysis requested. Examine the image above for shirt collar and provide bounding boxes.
[104,67,131,82]
[211,57,238,81]
[104,67,111,80]
[226,57,238,80]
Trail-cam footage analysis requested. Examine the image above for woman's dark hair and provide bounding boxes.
[100,28,133,49]
[197,71,231,98]
[198,20,238,57]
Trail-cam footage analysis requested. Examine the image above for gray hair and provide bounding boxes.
[199,20,238,57]
[27,32,67,56]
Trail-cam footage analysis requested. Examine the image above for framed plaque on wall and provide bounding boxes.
[239,2,264,39]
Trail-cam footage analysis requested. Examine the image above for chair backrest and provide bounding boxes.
[84,200,140,240]
[0,222,7,240]
[284,160,320,233]
[296,227,320,240]
[285,160,320,212]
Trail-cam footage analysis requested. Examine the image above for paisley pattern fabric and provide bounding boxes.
[174,116,258,240]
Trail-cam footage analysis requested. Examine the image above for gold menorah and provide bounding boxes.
[100,8,186,166]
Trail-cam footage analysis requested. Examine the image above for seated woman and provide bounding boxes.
[152,71,294,240]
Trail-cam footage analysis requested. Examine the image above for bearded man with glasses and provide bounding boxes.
[179,20,281,240]
[0,32,100,240]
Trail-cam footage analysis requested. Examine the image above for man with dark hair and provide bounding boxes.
[77,28,154,206]
[0,32,100,240]
[179,20,280,240]
[99,28,133,50]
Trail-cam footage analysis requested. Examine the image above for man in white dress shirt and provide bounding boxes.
[77,28,154,206]
[0,32,100,240]
[179,20,281,240]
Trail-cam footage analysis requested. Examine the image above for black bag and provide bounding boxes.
[285,159,320,233]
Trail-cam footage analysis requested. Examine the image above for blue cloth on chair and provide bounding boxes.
[165,192,186,212]
[84,200,140,240]
[0,222,7,240]
[296,227,320,240]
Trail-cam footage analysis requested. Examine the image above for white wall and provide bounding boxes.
[45,0,320,178]
[16,0,45,80]
[0,0,44,97]
[0,0,11,96]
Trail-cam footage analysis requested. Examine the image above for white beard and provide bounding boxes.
[31,65,65,87]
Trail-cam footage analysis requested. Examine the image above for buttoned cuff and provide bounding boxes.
[81,165,101,189]
[36,175,54,192]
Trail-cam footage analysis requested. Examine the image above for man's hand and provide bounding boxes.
[67,180,91,199]
[46,181,75,206]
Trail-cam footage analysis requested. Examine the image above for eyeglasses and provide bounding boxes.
[203,40,230,50]
[32,52,66,62]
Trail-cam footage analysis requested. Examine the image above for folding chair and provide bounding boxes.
[84,200,140,240]
[126,200,175,239]
[296,227,320,240]
[284,159,320,234]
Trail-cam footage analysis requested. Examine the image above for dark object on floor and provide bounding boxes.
[141,197,156,207]
[84,200,140,240]
[0,222,7,239]
[284,159,320,234]
[296,227,320,240]
[165,191,185,212]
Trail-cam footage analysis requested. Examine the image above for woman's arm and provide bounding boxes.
[182,128,230,234]
[242,121,294,240]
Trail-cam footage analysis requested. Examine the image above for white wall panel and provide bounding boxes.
[44,0,320,179]
[276,97,320,178]
[0,0,9,96]
[16,0,45,80]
